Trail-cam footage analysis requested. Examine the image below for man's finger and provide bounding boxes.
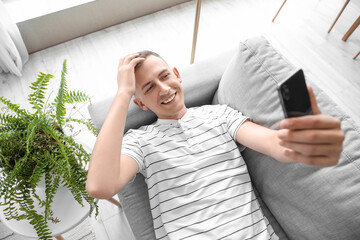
[282,148,339,167]
[307,85,321,115]
[129,57,145,68]
[123,53,141,64]
[278,128,345,144]
[281,114,341,130]
[279,140,342,156]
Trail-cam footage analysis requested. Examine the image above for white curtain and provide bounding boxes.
[0,0,29,77]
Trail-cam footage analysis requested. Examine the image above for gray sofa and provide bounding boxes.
[88,36,360,239]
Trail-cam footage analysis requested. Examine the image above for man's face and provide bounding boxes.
[133,55,186,119]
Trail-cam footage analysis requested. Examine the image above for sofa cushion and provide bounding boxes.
[117,173,156,240]
[216,36,360,239]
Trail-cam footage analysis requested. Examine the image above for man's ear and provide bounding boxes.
[133,98,149,111]
[173,67,182,83]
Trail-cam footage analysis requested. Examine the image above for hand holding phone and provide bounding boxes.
[276,70,344,167]
[277,69,313,118]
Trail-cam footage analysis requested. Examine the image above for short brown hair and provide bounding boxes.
[134,50,165,71]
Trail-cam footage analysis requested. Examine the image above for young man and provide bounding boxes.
[86,52,344,239]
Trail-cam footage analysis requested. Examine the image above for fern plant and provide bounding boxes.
[0,60,98,239]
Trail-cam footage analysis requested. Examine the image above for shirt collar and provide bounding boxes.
[156,108,190,125]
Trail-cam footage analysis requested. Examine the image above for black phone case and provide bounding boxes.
[277,69,313,118]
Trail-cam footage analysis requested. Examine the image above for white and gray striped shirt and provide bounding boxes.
[122,104,278,240]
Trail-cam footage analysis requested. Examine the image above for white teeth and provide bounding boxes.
[163,94,175,104]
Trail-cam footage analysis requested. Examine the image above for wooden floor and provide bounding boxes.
[0,0,359,238]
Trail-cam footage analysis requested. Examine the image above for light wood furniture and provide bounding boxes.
[342,16,360,41]
[272,0,287,22]
[328,0,359,42]
[190,0,201,64]
[328,0,350,32]
[327,0,359,59]
[344,16,360,59]
[354,49,360,59]
[107,197,122,208]
[272,0,359,59]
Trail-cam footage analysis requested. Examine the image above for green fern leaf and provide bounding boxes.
[28,160,47,188]
[0,113,17,124]
[54,59,68,128]
[0,96,28,118]
[44,172,60,221]
[66,118,98,136]
[21,188,53,239]
[28,72,54,112]
[65,90,91,104]
[25,118,40,155]
[41,120,71,177]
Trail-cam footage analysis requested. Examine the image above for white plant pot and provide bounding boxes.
[0,178,91,238]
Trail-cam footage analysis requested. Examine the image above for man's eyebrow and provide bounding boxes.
[158,69,168,77]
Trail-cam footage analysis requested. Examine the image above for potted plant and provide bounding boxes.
[0,60,98,239]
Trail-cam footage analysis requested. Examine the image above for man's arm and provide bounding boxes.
[86,54,144,199]
[236,86,345,167]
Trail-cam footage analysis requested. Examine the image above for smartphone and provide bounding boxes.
[277,69,313,118]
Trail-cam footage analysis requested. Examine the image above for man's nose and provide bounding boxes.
[159,83,170,96]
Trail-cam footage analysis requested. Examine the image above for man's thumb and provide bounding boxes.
[307,85,321,115]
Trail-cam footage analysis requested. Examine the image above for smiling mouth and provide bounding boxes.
[161,92,176,104]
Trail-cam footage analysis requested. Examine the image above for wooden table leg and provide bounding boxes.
[342,16,360,41]
[190,0,201,64]
[55,235,65,240]
[354,50,360,60]
[272,0,287,22]
[328,0,350,33]
[107,197,122,208]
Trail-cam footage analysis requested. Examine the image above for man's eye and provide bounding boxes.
[162,73,170,80]
[146,85,153,93]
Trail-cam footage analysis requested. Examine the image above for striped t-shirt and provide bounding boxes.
[122,104,278,240]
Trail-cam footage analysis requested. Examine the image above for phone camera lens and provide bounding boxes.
[282,85,290,101]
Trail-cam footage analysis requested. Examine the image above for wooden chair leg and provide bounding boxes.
[55,235,65,240]
[354,50,360,60]
[328,0,350,33]
[272,0,287,22]
[342,16,360,41]
[190,0,201,64]
[107,197,122,208]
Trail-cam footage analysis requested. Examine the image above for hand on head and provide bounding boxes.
[117,53,144,96]
[278,86,345,167]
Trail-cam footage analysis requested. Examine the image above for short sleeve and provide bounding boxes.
[219,105,248,140]
[122,130,146,175]
[213,105,248,152]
